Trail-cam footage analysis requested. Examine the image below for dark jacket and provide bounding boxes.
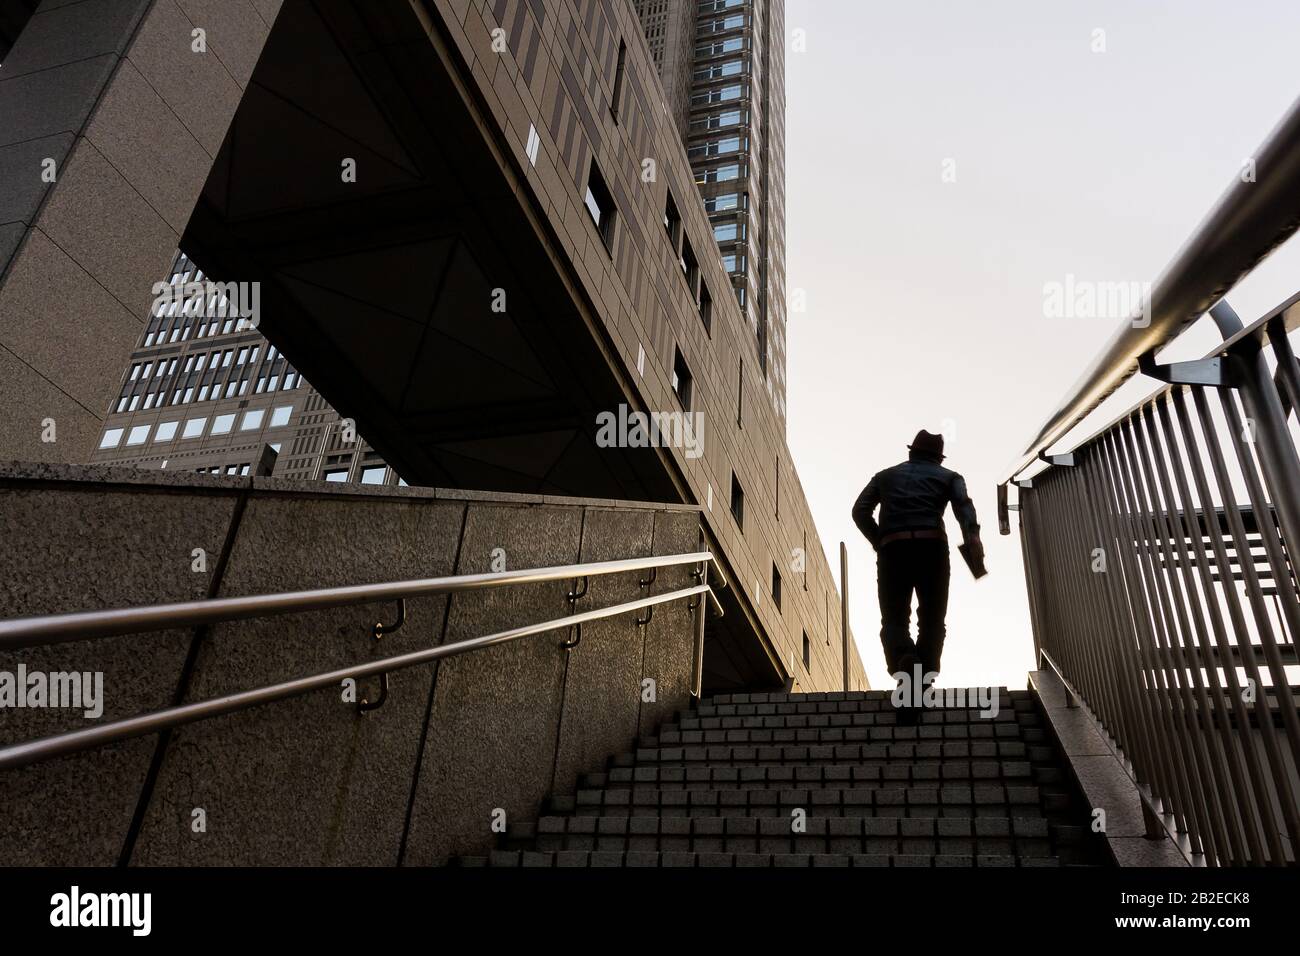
[852,456,980,549]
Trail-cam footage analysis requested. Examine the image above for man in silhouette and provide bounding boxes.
[851,430,983,715]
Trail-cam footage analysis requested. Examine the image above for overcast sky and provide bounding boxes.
[784,0,1300,690]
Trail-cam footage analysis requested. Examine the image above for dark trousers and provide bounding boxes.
[877,539,950,676]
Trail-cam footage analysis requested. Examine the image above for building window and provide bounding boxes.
[269,405,292,427]
[713,221,741,243]
[772,563,782,611]
[704,191,741,213]
[688,136,744,160]
[663,190,681,249]
[699,283,712,334]
[182,417,206,439]
[360,465,387,485]
[736,359,744,427]
[99,428,124,449]
[672,348,693,410]
[680,236,700,301]
[583,160,616,250]
[154,421,178,442]
[611,39,627,116]
[212,413,236,435]
[696,162,741,185]
[324,469,349,483]
[730,472,744,530]
[125,424,150,446]
[802,631,811,671]
[240,409,264,431]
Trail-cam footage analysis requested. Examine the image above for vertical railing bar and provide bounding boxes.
[1266,317,1300,430]
[1176,385,1286,864]
[1041,471,1102,717]
[1137,400,1242,863]
[1104,425,1201,842]
[1116,414,1217,857]
[1096,429,1188,822]
[1218,381,1300,734]
[1017,488,1049,659]
[1156,391,1264,864]
[1194,385,1300,863]
[1079,440,1167,809]
[1053,450,1125,742]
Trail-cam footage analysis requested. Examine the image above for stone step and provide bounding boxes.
[645,725,1034,747]
[639,724,1031,749]
[617,740,1032,766]
[548,783,1044,814]
[684,706,1035,724]
[579,759,1036,790]
[705,689,1025,706]
[471,849,1061,868]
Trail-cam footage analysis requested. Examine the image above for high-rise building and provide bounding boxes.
[3,0,861,694]
[97,0,790,480]
[89,250,397,486]
[636,0,789,424]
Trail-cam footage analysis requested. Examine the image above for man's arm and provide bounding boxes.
[949,473,982,550]
[851,476,883,550]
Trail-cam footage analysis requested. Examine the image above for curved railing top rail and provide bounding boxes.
[1003,93,1300,485]
[0,550,720,650]
[1029,290,1300,477]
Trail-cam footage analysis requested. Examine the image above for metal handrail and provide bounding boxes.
[0,550,724,771]
[1011,291,1300,490]
[0,551,716,649]
[1003,93,1300,484]
[0,583,717,771]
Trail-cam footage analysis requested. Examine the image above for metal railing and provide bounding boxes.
[1002,99,1300,867]
[0,551,723,772]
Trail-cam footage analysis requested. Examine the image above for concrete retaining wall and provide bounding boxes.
[0,462,701,865]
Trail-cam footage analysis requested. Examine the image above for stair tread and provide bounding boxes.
[482,849,1058,868]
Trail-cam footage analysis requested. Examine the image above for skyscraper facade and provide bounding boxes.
[89,250,395,486]
[637,0,789,424]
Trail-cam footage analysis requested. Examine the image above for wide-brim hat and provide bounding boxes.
[908,429,945,460]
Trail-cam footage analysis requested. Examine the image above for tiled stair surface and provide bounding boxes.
[455,688,1110,868]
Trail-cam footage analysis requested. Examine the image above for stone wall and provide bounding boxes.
[0,462,701,864]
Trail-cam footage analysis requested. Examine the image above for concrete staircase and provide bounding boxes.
[461,688,1112,867]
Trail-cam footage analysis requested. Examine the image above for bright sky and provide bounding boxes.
[784,0,1300,691]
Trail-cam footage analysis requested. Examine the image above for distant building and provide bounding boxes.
[636,0,789,423]
[89,250,396,486]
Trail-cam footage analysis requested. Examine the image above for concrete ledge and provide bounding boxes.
[0,461,703,864]
[0,460,703,513]
[1029,669,1189,867]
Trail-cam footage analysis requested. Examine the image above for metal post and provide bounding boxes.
[691,562,708,699]
[840,541,850,693]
